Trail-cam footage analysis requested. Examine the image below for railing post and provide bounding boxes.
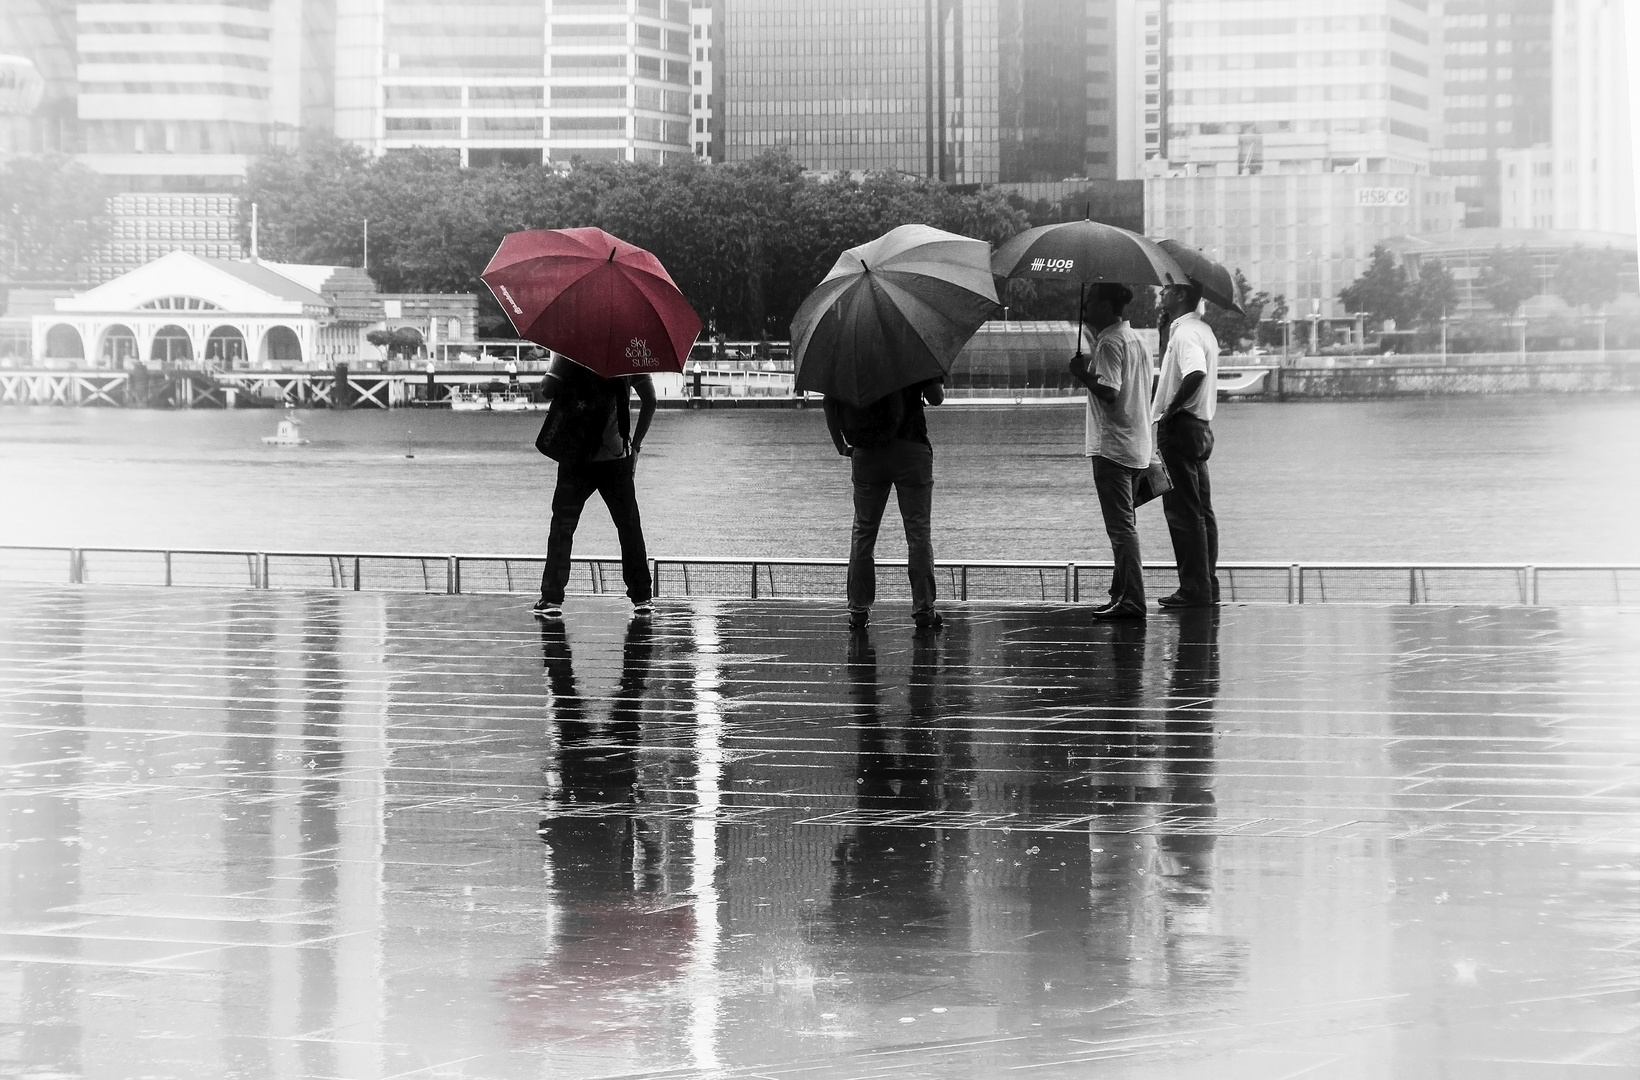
[1065,563,1074,602]
[960,565,969,601]
[1409,568,1419,604]
[353,556,361,591]
[649,558,659,597]
[1288,563,1300,604]
[69,548,83,584]
[446,556,458,595]
[258,553,270,589]
[750,562,759,599]
[1524,564,1538,605]
[164,550,173,587]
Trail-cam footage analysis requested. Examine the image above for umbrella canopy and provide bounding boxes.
[991,219,1186,287]
[1157,239,1243,313]
[481,227,702,378]
[791,223,1000,406]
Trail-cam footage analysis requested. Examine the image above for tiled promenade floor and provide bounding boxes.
[1,585,1637,1080]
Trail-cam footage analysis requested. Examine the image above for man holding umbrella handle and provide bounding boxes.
[1068,283,1154,621]
[1153,281,1221,608]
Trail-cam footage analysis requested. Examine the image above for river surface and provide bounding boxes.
[2,396,1637,564]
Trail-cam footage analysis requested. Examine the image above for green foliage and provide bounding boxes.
[0,155,111,281]
[242,140,1031,338]
[1201,268,1273,350]
[365,325,425,360]
[1477,245,1539,315]
[1338,245,1457,329]
[1554,245,1623,310]
[1339,245,1417,328]
[1410,262,1457,324]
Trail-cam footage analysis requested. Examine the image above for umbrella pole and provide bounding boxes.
[1075,282,1086,357]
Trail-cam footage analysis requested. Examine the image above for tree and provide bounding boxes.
[1476,245,1539,315]
[1554,245,1623,310]
[0,155,111,281]
[366,326,424,361]
[1202,269,1267,349]
[1339,245,1415,328]
[1409,262,1457,325]
[239,147,1033,338]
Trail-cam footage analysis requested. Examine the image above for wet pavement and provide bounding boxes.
[1,585,1636,1079]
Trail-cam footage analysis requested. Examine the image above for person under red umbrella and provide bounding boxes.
[483,227,702,621]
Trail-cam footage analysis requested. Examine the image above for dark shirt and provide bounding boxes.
[898,382,931,446]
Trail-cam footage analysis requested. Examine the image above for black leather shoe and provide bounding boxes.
[1158,592,1215,609]
[1090,600,1121,615]
[1092,604,1146,621]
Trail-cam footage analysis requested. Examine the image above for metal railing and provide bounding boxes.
[1,545,1635,606]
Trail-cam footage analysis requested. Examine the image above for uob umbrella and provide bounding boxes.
[481,227,702,378]
[992,219,1185,353]
[791,223,1001,406]
[1156,238,1244,313]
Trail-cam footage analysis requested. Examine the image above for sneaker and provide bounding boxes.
[631,600,654,619]
[913,610,944,630]
[531,599,563,620]
[847,608,869,631]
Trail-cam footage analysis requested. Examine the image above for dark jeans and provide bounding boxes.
[1157,413,1219,603]
[1091,456,1146,610]
[539,456,652,605]
[847,438,936,616]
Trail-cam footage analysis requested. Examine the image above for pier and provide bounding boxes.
[2,350,1637,409]
[0,579,1635,1078]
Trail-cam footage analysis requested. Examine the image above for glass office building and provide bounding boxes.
[722,0,1118,184]
[1160,0,1435,176]
[334,0,691,167]
[1430,0,1552,227]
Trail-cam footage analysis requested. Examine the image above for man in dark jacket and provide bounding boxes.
[532,356,657,621]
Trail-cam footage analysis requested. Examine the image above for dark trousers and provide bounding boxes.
[539,456,652,605]
[1157,413,1220,602]
[1091,456,1146,610]
[847,439,936,616]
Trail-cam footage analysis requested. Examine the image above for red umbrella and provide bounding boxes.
[481,227,702,377]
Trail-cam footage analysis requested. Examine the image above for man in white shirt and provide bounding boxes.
[1069,283,1154,620]
[1152,282,1220,608]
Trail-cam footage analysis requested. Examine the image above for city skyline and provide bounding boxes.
[0,0,1635,309]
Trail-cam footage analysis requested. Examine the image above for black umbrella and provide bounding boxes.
[992,220,1185,287]
[1156,239,1243,314]
[992,219,1185,356]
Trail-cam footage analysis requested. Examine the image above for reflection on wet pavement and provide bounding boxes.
[1,586,1636,1078]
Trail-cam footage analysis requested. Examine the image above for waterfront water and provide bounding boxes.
[1,395,1637,564]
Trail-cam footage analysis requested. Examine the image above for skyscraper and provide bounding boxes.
[1547,0,1633,232]
[71,0,331,188]
[1430,0,1553,227]
[721,0,1118,185]
[333,0,691,167]
[1151,0,1435,176]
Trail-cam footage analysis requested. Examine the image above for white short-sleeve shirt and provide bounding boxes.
[1152,311,1220,422]
[1082,320,1155,469]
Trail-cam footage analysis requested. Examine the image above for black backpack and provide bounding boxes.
[535,365,631,464]
[838,389,906,449]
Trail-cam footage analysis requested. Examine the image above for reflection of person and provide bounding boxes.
[1157,607,1219,885]
[1152,282,1221,608]
[533,356,658,621]
[828,632,948,934]
[824,379,946,632]
[1069,283,1155,621]
[537,620,659,893]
